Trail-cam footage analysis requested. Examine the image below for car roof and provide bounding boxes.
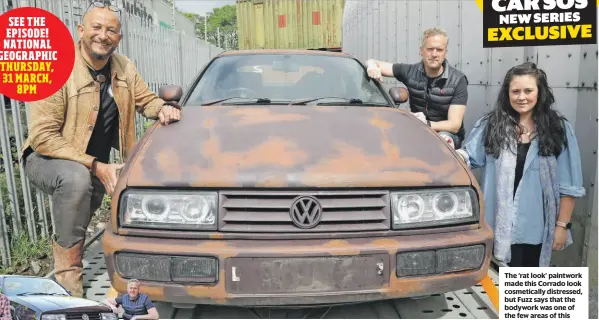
[218,49,351,58]
[0,275,53,279]
[0,275,47,286]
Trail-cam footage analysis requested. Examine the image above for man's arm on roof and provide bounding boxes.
[430,76,468,133]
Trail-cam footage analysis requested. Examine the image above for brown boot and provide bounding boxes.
[52,236,85,298]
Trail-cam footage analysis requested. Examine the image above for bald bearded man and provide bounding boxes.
[20,2,182,297]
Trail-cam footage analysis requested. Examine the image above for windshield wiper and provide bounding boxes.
[316,101,389,106]
[201,97,271,106]
[289,97,363,105]
[17,292,68,296]
[289,97,389,107]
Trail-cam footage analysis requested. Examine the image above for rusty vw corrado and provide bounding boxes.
[102,49,494,307]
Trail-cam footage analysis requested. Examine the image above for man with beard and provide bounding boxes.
[20,2,182,297]
[365,28,469,148]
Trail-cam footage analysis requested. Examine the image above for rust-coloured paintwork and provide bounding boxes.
[124,106,471,189]
[389,87,409,104]
[103,49,494,307]
[158,85,183,102]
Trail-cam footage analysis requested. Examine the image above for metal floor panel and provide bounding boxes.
[81,237,498,319]
[82,239,112,302]
[393,271,499,319]
[394,292,476,319]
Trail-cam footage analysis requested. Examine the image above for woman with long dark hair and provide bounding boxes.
[452,62,585,267]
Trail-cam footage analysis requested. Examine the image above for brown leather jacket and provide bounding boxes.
[21,41,165,168]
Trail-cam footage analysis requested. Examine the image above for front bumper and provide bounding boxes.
[102,223,493,307]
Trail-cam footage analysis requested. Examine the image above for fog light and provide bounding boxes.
[396,251,436,277]
[116,253,171,282]
[171,256,218,282]
[396,244,485,277]
[436,245,485,273]
[115,252,218,283]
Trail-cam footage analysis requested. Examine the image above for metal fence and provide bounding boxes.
[0,0,223,267]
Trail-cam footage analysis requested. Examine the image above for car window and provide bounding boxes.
[2,277,69,296]
[186,54,389,105]
[239,65,324,85]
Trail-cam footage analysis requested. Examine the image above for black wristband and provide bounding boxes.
[427,120,431,127]
[91,159,98,176]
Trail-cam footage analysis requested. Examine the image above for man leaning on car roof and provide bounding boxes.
[365,27,469,149]
[19,1,182,297]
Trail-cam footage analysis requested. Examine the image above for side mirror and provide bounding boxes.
[159,85,183,102]
[389,87,408,104]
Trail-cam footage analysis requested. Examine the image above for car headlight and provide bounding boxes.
[41,315,66,320]
[390,188,478,229]
[120,190,218,230]
[101,313,118,320]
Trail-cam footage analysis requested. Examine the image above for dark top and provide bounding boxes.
[390,60,469,148]
[115,293,155,320]
[514,142,531,198]
[430,76,468,105]
[85,60,119,163]
[392,63,469,107]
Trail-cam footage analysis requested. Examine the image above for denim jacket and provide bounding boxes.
[460,117,586,246]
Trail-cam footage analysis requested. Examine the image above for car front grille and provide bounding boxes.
[219,190,390,232]
[65,312,102,320]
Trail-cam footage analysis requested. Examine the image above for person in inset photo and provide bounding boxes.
[102,279,159,320]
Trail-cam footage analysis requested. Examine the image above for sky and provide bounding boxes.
[173,0,236,15]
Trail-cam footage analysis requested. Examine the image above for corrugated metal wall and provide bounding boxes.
[342,0,597,270]
[237,0,344,50]
[590,172,598,318]
[150,0,197,37]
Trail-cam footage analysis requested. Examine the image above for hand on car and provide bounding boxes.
[367,63,382,82]
[159,105,182,125]
[95,162,125,195]
[444,135,455,149]
[412,112,427,124]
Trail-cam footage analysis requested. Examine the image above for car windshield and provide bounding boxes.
[2,277,69,296]
[185,53,389,106]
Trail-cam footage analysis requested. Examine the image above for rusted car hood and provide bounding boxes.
[125,105,472,188]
